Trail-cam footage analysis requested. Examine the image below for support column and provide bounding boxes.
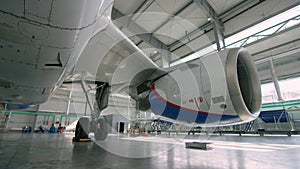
[269,58,284,101]
[84,100,88,116]
[135,100,140,119]
[212,21,225,51]
[161,53,170,68]
[65,90,72,115]
[32,105,39,130]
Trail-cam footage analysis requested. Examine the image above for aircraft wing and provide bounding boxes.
[73,22,165,95]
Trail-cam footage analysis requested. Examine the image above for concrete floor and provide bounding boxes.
[0,132,300,169]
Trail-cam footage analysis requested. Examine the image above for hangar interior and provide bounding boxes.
[1,0,300,169]
[2,0,299,135]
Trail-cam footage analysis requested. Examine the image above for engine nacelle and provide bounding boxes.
[149,48,261,126]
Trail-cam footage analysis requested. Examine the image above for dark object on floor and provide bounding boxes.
[185,142,212,150]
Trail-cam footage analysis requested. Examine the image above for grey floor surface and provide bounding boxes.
[0,132,299,169]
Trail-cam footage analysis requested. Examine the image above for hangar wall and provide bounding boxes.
[39,100,90,115]
[6,114,35,130]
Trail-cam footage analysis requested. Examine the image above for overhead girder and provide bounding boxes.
[268,58,284,102]
[247,24,300,61]
[150,1,194,34]
[222,0,299,36]
[193,0,225,51]
[112,8,168,51]
[168,0,287,54]
[169,0,299,65]
[112,8,170,67]
[130,0,155,21]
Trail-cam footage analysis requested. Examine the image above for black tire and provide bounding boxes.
[75,118,90,139]
[94,117,108,141]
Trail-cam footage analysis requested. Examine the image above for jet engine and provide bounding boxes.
[148,48,262,126]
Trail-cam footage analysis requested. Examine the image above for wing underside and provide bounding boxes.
[73,22,164,94]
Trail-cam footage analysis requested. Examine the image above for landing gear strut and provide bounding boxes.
[74,81,110,141]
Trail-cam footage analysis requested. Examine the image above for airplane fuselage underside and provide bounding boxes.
[0,0,113,104]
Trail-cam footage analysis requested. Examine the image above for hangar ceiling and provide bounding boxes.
[51,0,300,104]
[112,0,300,83]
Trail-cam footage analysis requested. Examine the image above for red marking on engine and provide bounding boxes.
[150,85,234,116]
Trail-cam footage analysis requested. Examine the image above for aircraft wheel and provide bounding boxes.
[75,117,90,139]
[94,117,108,140]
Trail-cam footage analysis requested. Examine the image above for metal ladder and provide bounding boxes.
[244,120,255,132]
[0,111,10,132]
